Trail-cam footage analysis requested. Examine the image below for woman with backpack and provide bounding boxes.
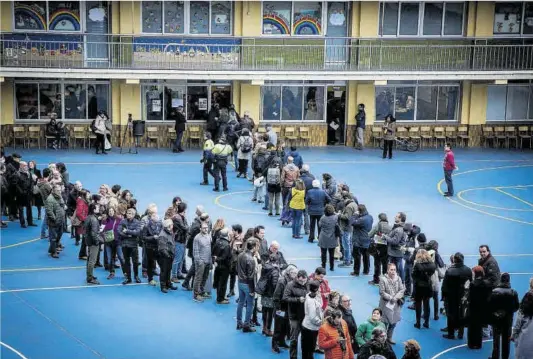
[236,128,254,179]
[267,162,282,217]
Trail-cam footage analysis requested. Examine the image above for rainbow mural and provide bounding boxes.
[293,16,322,35]
[49,9,81,31]
[263,14,290,35]
[14,4,47,30]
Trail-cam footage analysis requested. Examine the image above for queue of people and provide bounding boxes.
[1,145,532,359]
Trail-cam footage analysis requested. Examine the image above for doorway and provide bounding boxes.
[326,86,346,145]
[210,85,232,109]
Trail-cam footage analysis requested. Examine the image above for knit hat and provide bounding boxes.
[308,280,320,293]
[501,272,511,284]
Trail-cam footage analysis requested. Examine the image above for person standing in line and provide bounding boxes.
[45,184,65,259]
[283,269,309,359]
[443,143,457,197]
[236,128,254,179]
[213,228,232,304]
[266,124,278,148]
[141,209,162,286]
[119,208,142,285]
[318,205,339,272]
[339,295,358,354]
[236,240,257,333]
[467,266,492,349]
[338,193,357,269]
[479,244,502,339]
[512,291,533,359]
[272,265,298,353]
[354,103,366,150]
[37,168,53,238]
[305,179,330,243]
[157,219,177,293]
[211,137,233,192]
[368,213,392,286]
[200,133,215,186]
[411,249,436,329]
[488,273,520,359]
[192,222,212,302]
[378,263,405,345]
[84,203,101,285]
[289,179,306,239]
[317,309,355,359]
[382,212,407,282]
[350,204,373,277]
[16,161,36,228]
[382,115,396,159]
[301,280,323,359]
[171,202,189,282]
[355,308,387,348]
[173,105,186,153]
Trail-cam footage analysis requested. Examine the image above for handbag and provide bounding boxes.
[103,230,115,243]
[71,214,82,227]
[334,223,342,238]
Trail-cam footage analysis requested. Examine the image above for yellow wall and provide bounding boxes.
[469,84,488,125]
[359,2,379,38]
[474,2,495,37]
[119,1,141,34]
[111,81,141,125]
[0,80,15,125]
[240,83,260,124]
[232,81,242,114]
[0,1,12,31]
[466,2,477,37]
[357,83,376,126]
[347,81,358,126]
[460,81,472,125]
[350,2,361,38]
[233,1,243,36]
[241,1,262,37]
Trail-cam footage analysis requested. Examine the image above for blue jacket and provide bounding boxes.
[300,171,316,191]
[118,218,141,248]
[285,150,303,169]
[350,213,373,248]
[305,188,330,216]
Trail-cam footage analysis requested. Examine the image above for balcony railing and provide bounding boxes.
[1,34,532,72]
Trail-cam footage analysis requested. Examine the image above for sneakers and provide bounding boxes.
[161,287,169,293]
[87,278,100,285]
[149,280,157,286]
[202,292,212,298]
[107,273,115,280]
[217,299,230,305]
[242,326,256,333]
[171,277,180,283]
[193,295,204,303]
[182,283,192,291]
[122,278,132,285]
[134,277,142,283]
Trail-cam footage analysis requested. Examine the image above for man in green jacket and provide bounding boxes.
[355,308,387,347]
[45,184,65,258]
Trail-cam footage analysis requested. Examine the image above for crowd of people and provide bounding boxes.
[1,141,532,359]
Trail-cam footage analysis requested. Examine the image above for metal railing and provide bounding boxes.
[1,35,532,72]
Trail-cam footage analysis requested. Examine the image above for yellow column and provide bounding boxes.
[232,81,242,114]
[241,1,262,37]
[466,2,477,37]
[111,1,120,34]
[357,83,376,126]
[240,83,260,125]
[469,84,488,125]
[119,1,141,34]
[119,82,141,125]
[347,81,358,126]
[474,2,495,37]
[350,2,361,38]
[359,2,379,38]
[233,1,243,36]
[460,81,472,125]
[111,80,122,125]
[0,1,13,31]
[0,80,15,125]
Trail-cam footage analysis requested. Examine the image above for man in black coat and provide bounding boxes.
[441,252,472,339]
[5,153,21,221]
[283,270,308,359]
[172,106,186,153]
[488,273,520,359]
[213,228,232,304]
[272,265,298,353]
[479,245,501,290]
[16,161,36,228]
[340,294,358,353]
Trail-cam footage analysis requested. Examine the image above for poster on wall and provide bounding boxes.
[198,98,208,110]
[152,99,162,112]
[494,13,520,33]
[172,98,184,108]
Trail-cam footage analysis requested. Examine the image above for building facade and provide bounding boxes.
[1,1,532,147]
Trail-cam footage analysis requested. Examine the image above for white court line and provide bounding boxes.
[0,342,29,359]
[429,340,492,359]
[0,238,42,250]
[327,273,532,279]
[287,254,533,261]
[0,266,85,273]
[0,283,148,294]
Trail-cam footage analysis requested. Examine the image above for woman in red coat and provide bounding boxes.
[75,189,89,258]
[318,309,355,359]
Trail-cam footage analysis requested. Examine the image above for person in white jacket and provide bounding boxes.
[301,280,323,359]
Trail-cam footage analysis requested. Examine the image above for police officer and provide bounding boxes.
[200,132,215,186]
[211,137,233,192]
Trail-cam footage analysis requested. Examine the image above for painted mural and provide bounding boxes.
[14,1,47,30]
[263,2,291,35]
[293,2,323,35]
[48,1,81,31]
[132,37,241,69]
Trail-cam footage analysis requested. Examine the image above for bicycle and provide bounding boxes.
[379,137,420,152]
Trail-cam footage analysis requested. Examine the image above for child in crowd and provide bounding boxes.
[252,170,265,203]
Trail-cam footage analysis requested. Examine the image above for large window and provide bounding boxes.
[263,1,325,35]
[141,1,232,35]
[375,82,459,122]
[14,1,81,31]
[487,84,533,122]
[261,84,326,122]
[379,2,465,37]
[15,80,109,121]
[493,2,533,35]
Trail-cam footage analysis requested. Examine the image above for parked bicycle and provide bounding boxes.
[379,137,420,152]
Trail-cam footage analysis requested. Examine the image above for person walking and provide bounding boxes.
[211,137,233,192]
[382,115,396,159]
[411,249,436,329]
[157,219,177,293]
[467,266,492,349]
[378,263,405,345]
[84,203,101,285]
[350,204,373,277]
[368,213,391,286]
[443,143,457,197]
[301,280,323,359]
[318,204,339,272]
[172,106,186,153]
[488,273,520,359]
[354,104,366,150]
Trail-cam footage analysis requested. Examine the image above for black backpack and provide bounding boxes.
[240,138,253,153]
[90,119,97,133]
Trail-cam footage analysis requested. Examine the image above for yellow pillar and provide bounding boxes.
[111,80,122,125]
[233,1,243,36]
[466,2,477,37]
[111,1,120,34]
[0,80,15,125]
[0,1,13,31]
[359,2,379,38]
[119,83,141,125]
[347,81,358,126]
[232,81,242,114]
[240,83,260,125]
[460,81,472,125]
[474,2,495,37]
[469,84,488,125]
[119,1,141,34]
[356,83,376,126]
[241,1,262,37]
[350,2,361,38]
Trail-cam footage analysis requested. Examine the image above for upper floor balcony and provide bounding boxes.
[1,33,533,80]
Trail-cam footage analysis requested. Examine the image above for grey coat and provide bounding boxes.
[318,214,338,249]
[338,199,357,231]
[513,312,533,359]
[378,274,405,325]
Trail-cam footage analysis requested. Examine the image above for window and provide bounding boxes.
[263,1,327,36]
[15,80,109,121]
[141,1,232,35]
[261,84,326,122]
[379,2,464,37]
[375,82,459,122]
[487,85,533,122]
[263,1,292,35]
[293,2,323,35]
[187,86,209,121]
[14,1,81,31]
[494,2,533,35]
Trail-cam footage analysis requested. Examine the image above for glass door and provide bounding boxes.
[325,2,349,67]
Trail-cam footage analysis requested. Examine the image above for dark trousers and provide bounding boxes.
[158,255,173,289]
[174,130,184,151]
[122,246,139,279]
[18,200,33,226]
[229,272,237,293]
[309,215,321,240]
[432,290,439,318]
[213,162,228,190]
[447,306,464,338]
[289,319,302,359]
[383,139,393,159]
[404,261,413,296]
[320,247,335,271]
[444,169,454,195]
[468,323,484,349]
[273,313,289,348]
[86,245,99,281]
[372,245,389,283]
[184,260,196,286]
[95,133,105,153]
[79,235,87,258]
[145,248,157,281]
[491,325,511,359]
[48,224,63,254]
[263,307,274,331]
[203,161,214,183]
[215,266,230,302]
[300,327,318,359]
[238,159,248,176]
[353,246,370,275]
[415,297,430,324]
